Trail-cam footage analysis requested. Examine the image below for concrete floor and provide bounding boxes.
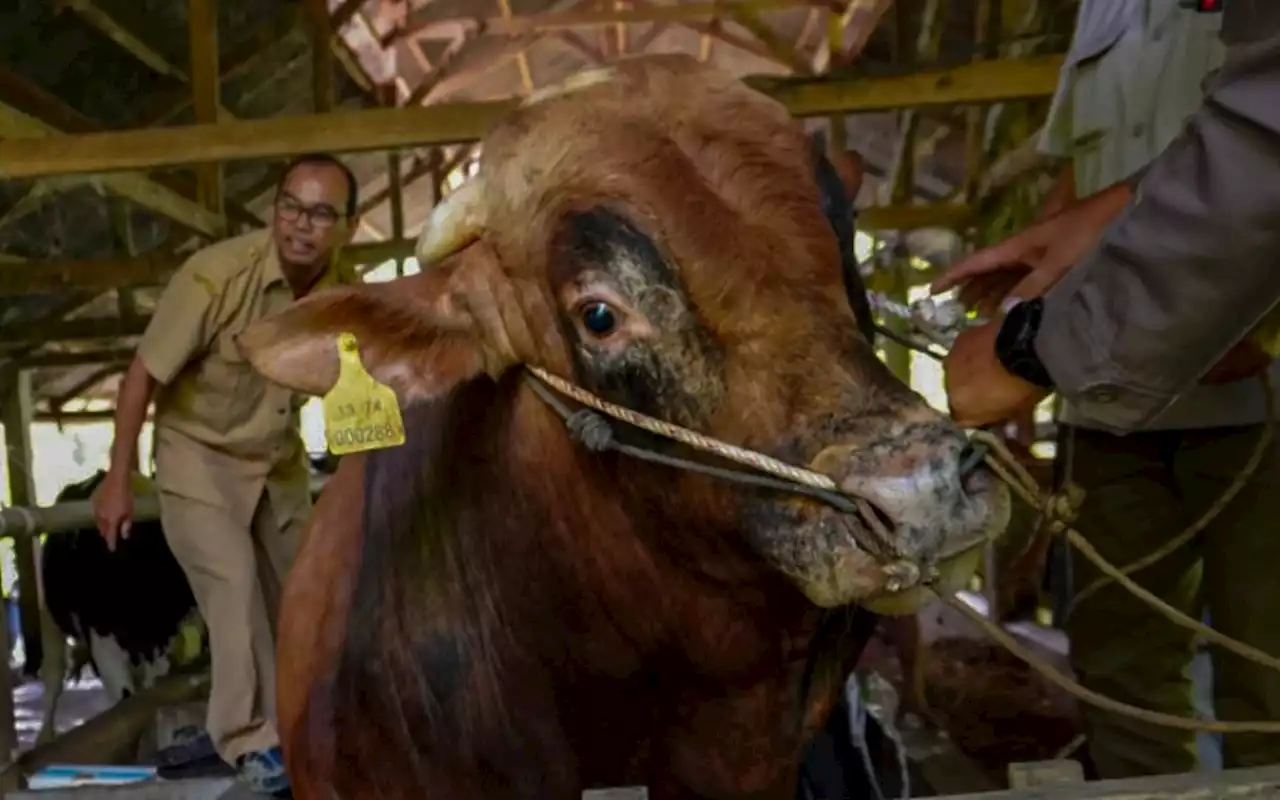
[13,672,113,752]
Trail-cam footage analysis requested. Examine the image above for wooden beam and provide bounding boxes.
[0,65,260,230]
[304,0,337,111]
[962,0,996,200]
[188,0,225,225]
[50,364,123,410]
[136,5,302,127]
[56,0,236,120]
[387,151,406,275]
[812,0,892,72]
[57,0,186,80]
[0,56,1065,179]
[392,0,825,42]
[0,237,439,296]
[0,98,224,234]
[21,349,133,368]
[334,0,367,31]
[498,0,537,93]
[557,30,608,63]
[0,201,969,297]
[2,369,44,706]
[0,67,257,231]
[1,316,150,346]
[728,8,812,73]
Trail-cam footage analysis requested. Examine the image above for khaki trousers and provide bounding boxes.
[1063,424,1280,778]
[157,490,302,763]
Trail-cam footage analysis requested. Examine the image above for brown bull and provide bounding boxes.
[237,55,1010,800]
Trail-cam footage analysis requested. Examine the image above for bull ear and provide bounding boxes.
[235,244,517,405]
[809,135,875,344]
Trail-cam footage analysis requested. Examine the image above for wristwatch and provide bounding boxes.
[995,298,1055,390]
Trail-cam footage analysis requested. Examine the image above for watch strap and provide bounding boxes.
[995,298,1054,389]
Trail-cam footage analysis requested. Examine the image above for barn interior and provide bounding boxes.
[0,0,1133,793]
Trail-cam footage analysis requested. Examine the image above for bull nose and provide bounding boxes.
[809,432,980,564]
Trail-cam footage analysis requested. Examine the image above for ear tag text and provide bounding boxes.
[322,332,406,455]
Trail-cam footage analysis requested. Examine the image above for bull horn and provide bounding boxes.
[521,66,616,108]
[415,178,487,266]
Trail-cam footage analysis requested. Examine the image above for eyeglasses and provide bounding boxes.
[275,194,344,229]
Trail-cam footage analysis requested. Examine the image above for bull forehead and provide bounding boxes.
[475,58,842,307]
[477,56,809,230]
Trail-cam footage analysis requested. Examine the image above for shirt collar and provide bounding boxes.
[261,234,352,293]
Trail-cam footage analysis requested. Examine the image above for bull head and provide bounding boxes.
[238,55,1009,615]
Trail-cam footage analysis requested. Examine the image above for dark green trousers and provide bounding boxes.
[1064,424,1280,778]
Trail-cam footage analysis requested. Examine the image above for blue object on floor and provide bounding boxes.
[28,764,157,789]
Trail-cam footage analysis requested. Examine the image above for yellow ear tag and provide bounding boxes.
[322,332,406,455]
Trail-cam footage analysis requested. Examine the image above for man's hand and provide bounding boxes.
[931,181,1134,314]
[944,322,1050,428]
[92,469,134,553]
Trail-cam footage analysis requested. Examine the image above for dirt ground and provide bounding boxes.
[860,630,1083,785]
[923,637,1082,778]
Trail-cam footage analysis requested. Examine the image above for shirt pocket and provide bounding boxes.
[1067,44,1127,159]
[195,328,266,433]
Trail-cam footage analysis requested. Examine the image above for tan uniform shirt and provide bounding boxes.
[137,229,356,529]
[1036,2,1280,434]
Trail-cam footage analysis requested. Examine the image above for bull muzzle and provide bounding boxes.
[771,424,1011,614]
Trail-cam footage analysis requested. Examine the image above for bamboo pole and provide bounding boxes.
[0,476,328,539]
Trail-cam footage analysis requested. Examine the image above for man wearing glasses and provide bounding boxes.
[92,153,360,795]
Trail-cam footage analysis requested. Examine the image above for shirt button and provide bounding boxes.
[1086,387,1119,404]
[1131,123,1146,138]
[277,408,287,415]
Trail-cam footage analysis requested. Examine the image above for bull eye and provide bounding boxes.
[579,301,618,336]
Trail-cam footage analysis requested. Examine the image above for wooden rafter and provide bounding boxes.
[304,0,338,111]
[55,0,237,120]
[557,31,607,63]
[0,155,301,370]
[497,0,537,93]
[0,200,969,298]
[0,56,1066,178]
[728,8,812,73]
[0,100,223,235]
[0,235,443,297]
[0,65,262,231]
[21,349,133,368]
[55,0,186,81]
[812,0,893,73]
[188,0,224,224]
[135,5,302,127]
[389,0,827,42]
[49,364,124,411]
[631,20,670,51]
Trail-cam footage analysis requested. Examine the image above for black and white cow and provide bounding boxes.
[33,470,207,749]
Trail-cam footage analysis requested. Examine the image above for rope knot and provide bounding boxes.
[566,409,614,452]
[1042,482,1086,534]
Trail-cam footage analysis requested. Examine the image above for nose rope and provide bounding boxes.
[527,366,839,491]
[870,300,1280,733]
[523,367,931,581]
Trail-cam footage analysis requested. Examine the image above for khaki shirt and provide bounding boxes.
[137,229,357,528]
[1037,2,1280,433]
